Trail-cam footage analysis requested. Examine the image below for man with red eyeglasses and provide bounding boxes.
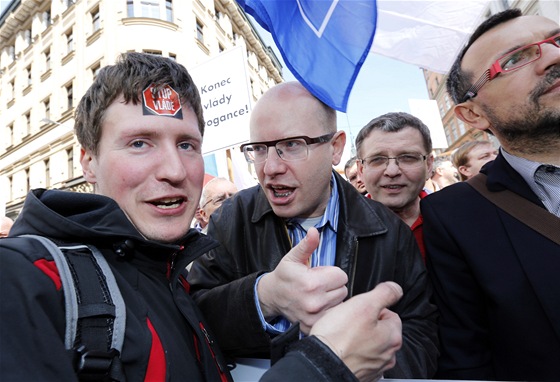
[421,8,560,380]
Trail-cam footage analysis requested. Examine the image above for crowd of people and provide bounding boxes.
[0,8,559,381]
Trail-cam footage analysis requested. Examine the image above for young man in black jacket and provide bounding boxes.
[0,52,404,381]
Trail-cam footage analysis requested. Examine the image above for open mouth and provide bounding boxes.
[150,198,184,209]
[271,186,294,198]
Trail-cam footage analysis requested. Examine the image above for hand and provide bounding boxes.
[257,227,348,333]
[310,282,403,382]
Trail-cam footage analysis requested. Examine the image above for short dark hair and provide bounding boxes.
[344,156,358,173]
[75,52,204,155]
[446,8,523,104]
[355,112,432,157]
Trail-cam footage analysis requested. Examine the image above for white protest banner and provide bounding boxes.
[372,0,489,74]
[189,46,253,154]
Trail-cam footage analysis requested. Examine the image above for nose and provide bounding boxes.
[155,145,187,183]
[383,158,401,177]
[262,146,287,176]
[536,40,560,73]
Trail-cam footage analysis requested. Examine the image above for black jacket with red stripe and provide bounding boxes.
[0,189,358,381]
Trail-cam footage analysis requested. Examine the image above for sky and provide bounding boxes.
[254,19,431,164]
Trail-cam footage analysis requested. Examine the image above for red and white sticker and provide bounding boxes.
[142,84,183,119]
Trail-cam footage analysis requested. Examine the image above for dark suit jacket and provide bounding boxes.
[421,152,560,381]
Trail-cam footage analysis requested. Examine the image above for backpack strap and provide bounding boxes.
[22,235,127,381]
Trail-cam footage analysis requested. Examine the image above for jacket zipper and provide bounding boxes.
[199,322,229,382]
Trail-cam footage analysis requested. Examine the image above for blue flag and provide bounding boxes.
[238,0,377,112]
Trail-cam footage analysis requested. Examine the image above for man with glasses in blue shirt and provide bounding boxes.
[422,8,560,380]
[188,82,438,378]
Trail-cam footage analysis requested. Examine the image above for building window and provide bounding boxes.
[44,98,51,121]
[42,10,52,29]
[165,0,173,22]
[9,79,15,100]
[66,84,73,110]
[8,45,15,62]
[168,53,176,61]
[127,0,134,17]
[67,148,74,179]
[142,1,160,19]
[65,0,76,9]
[445,129,451,146]
[444,94,452,110]
[458,119,467,136]
[438,101,445,118]
[92,63,101,81]
[219,43,224,53]
[26,169,30,194]
[450,121,458,141]
[196,19,204,43]
[24,112,31,136]
[7,175,13,200]
[26,65,32,86]
[92,8,101,32]
[44,48,51,70]
[24,29,32,46]
[127,0,172,22]
[143,49,162,56]
[8,124,14,146]
[66,29,74,54]
[44,158,50,188]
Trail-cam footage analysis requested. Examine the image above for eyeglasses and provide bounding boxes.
[201,192,236,209]
[360,153,427,171]
[240,133,335,164]
[461,33,560,102]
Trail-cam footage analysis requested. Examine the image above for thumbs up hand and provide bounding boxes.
[257,227,348,334]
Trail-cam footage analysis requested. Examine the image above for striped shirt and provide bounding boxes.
[502,149,560,217]
[254,173,340,334]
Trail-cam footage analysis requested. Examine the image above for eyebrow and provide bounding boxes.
[496,28,560,59]
[121,128,200,142]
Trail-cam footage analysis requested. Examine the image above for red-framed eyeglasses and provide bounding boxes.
[461,32,560,103]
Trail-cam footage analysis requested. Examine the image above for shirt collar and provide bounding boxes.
[501,147,555,187]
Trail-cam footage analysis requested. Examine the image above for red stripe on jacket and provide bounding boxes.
[145,318,166,381]
[34,259,62,290]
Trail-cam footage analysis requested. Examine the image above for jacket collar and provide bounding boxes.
[482,152,544,207]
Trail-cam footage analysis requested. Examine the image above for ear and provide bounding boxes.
[80,148,98,184]
[357,157,365,178]
[199,208,210,225]
[458,165,472,179]
[426,154,435,180]
[331,130,346,166]
[454,103,491,132]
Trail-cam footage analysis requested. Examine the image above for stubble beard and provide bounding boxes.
[482,66,560,155]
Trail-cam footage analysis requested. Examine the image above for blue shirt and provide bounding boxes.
[254,173,340,334]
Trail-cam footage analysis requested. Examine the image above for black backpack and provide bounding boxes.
[23,235,127,381]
